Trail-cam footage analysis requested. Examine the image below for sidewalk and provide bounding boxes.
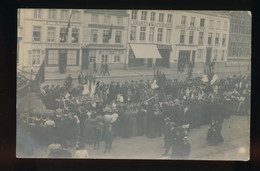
[45,65,250,81]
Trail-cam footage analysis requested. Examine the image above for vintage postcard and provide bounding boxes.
[17,9,251,160]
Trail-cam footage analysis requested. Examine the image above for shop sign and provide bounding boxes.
[130,20,172,29]
[46,43,80,48]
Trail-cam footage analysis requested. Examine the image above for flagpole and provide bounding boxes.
[125,16,130,71]
[64,9,74,40]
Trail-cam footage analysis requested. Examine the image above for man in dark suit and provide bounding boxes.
[105,62,110,76]
[94,62,97,73]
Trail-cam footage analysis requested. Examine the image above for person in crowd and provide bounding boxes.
[84,113,96,144]
[22,70,250,158]
[206,119,224,145]
[104,62,110,76]
[104,123,114,153]
[64,74,73,92]
[78,72,84,84]
[74,143,89,158]
[162,121,176,156]
[48,143,72,158]
[94,61,97,73]
[100,62,105,76]
[178,136,191,159]
[94,113,104,150]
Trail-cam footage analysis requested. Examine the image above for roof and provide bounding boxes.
[228,11,252,20]
[84,9,128,16]
[188,10,232,19]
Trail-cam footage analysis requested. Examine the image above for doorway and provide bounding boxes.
[157,49,170,67]
[178,50,191,67]
[147,59,153,67]
[59,50,67,74]
[81,49,89,70]
[206,48,212,66]
[192,50,196,65]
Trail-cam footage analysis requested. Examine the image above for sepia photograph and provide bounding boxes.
[16,9,251,160]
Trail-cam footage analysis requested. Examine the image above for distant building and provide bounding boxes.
[18,9,240,74]
[127,10,230,70]
[17,9,129,73]
[172,11,230,69]
[127,10,174,68]
[82,10,129,70]
[18,9,84,73]
[227,11,251,64]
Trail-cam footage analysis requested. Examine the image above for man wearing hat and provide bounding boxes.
[178,136,191,159]
[162,121,176,156]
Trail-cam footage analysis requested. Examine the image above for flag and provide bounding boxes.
[90,77,96,97]
[33,58,45,92]
[34,58,45,83]
[64,10,74,40]
[210,74,218,85]
[161,72,167,88]
[106,24,113,42]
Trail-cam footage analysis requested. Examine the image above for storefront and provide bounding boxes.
[45,43,81,73]
[82,44,126,70]
[128,44,162,67]
[156,44,172,67]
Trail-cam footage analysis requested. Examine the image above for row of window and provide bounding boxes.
[91,29,122,43]
[89,50,123,63]
[129,26,226,46]
[34,9,81,21]
[180,30,226,46]
[33,26,79,43]
[230,19,251,34]
[133,11,173,24]
[29,50,78,65]
[33,9,125,25]
[230,34,251,43]
[91,14,124,25]
[197,49,225,61]
[181,16,228,30]
[131,10,173,24]
[228,42,251,57]
[130,26,171,42]
[33,26,123,44]
[131,11,228,30]
[29,49,123,66]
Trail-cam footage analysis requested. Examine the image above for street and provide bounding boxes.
[21,114,249,160]
[41,65,250,87]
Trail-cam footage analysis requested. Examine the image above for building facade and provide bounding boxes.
[81,10,129,70]
[18,9,84,73]
[18,9,233,74]
[126,10,230,69]
[127,10,174,68]
[227,11,251,63]
[172,11,230,69]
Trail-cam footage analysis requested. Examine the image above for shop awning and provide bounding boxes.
[130,44,162,59]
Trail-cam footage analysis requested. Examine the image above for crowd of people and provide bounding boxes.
[17,69,250,158]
